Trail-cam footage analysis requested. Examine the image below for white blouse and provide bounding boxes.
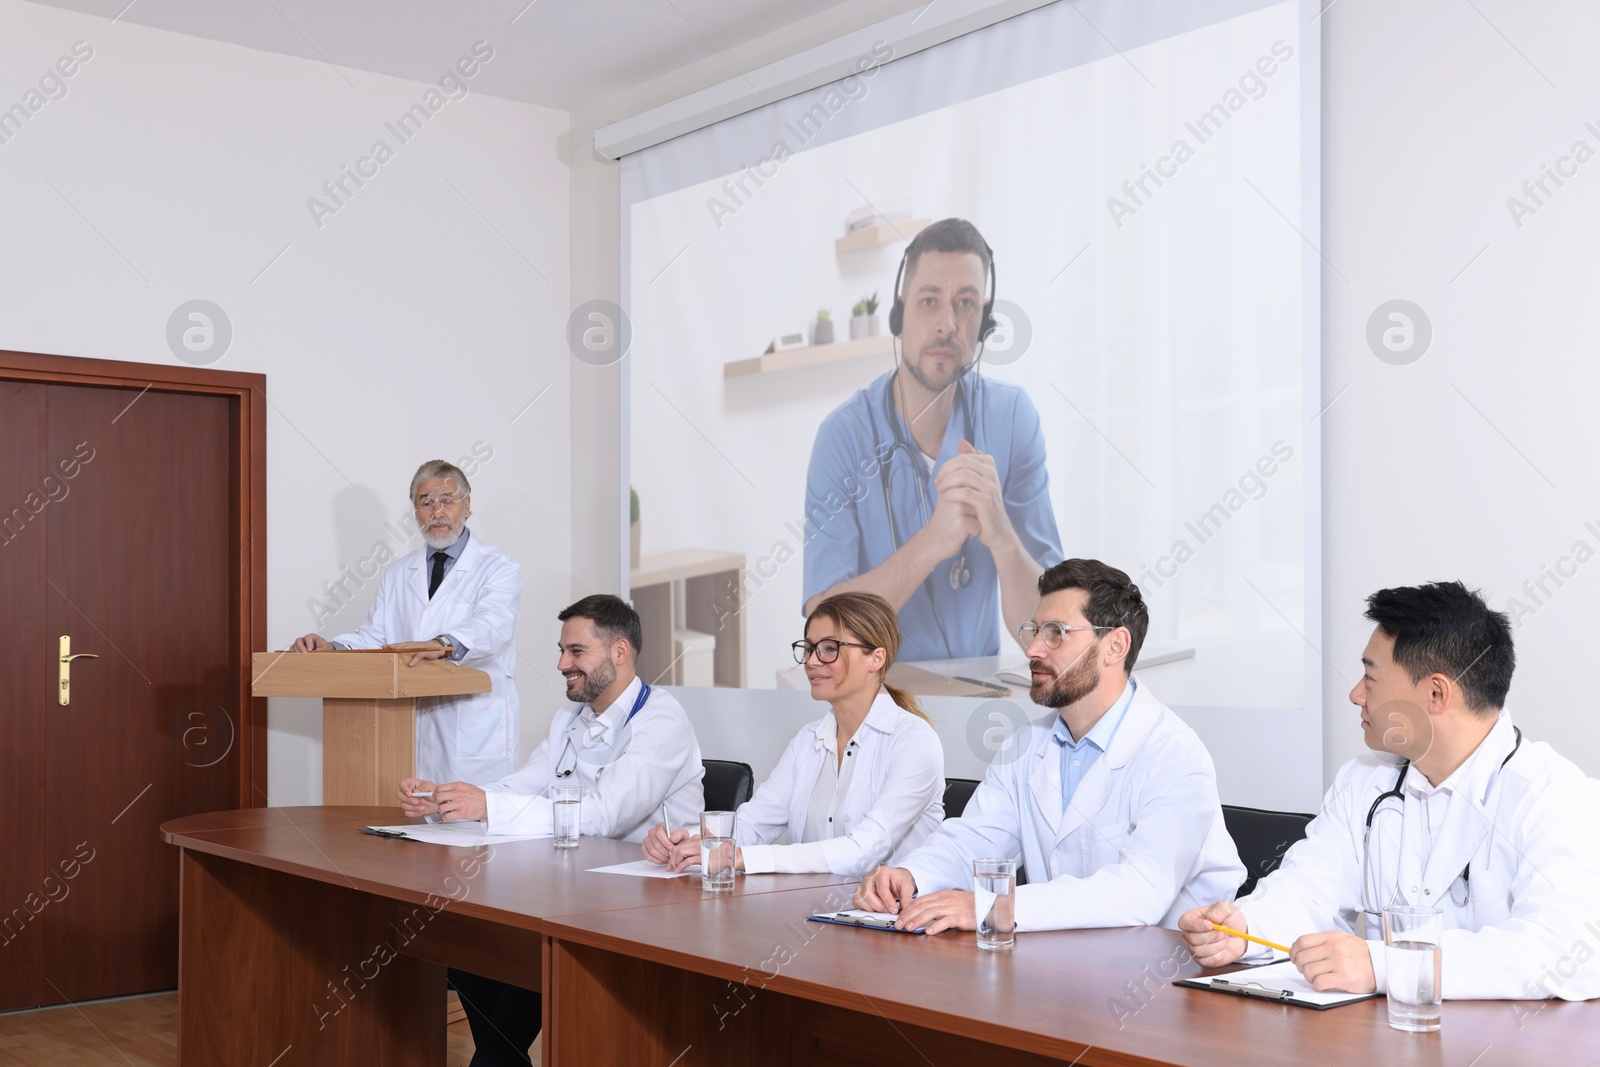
[736,692,945,877]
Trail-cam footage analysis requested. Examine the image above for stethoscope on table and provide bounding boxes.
[1360,725,1521,921]
[555,682,651,779]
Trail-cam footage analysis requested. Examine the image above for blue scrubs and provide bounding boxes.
[802,369,1062,660]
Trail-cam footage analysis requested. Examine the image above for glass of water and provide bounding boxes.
[700,810,737,892]
[551,783,581,849]
[1383,905,1442,1032]
[974,858,1016,951]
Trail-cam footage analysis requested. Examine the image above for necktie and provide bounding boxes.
[428,551,447,599]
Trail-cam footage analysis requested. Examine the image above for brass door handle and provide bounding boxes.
[58,635,99,706]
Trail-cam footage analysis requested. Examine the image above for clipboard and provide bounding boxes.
[1175,960,1380,1009]
[806,910,926,934]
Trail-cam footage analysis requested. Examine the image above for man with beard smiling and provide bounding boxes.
[854,558,1242,933]
[400,594,704,838]
[399,594,703,1067]
[293,459,521,787]
[802,218,1061,662]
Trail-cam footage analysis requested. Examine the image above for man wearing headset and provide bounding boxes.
[398,594,705,1066]
[802,218,1061,662]
[1180,582,1600,1001]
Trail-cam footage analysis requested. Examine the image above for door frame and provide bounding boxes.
[1,349,268,808]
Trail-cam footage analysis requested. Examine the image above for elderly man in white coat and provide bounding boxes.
[855,558,1243,934]
[293,459,521,786]
[1181,581,1600,1002]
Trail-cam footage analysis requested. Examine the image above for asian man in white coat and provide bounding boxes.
[855,558,1243,934]
[399,594,704,1067]
[1181,581,1600,1001]
[292,459,521,786]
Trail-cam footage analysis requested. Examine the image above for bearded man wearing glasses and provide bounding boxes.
[292,458,522,786]
[854,558,1244,934]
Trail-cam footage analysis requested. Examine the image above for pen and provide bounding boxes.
[1211,923,1291,954]
[954,675,1008,692]
[660,803,676,868]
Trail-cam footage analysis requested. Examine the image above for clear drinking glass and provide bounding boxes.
[551,783,581,849]
[1383,905,1443,1032]
[700,810,737,892]
[974,858,1016,951]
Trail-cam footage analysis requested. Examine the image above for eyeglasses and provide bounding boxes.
[1015,621,1112,649]
[792,639,876,665]
[415,494,463,512]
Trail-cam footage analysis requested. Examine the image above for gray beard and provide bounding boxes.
[422,522,464,550]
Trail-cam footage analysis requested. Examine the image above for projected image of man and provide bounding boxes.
[802,218,1061,660]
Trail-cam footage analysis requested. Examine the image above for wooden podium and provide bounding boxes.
[251,651,491,804]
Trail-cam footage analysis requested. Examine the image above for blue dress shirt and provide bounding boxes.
[1053,678,1136,811]
[802,369,1062,661]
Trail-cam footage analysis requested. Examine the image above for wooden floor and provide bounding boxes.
[0,992,528,1065]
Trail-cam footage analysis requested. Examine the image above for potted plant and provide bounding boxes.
[850,291,880,339]
[629,486,641,569]
[811,308,834,345]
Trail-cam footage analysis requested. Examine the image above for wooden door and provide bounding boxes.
[0,354,266,1012]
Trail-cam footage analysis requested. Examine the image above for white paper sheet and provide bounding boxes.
[587,859,697,878]
[1192,959,1376,1007]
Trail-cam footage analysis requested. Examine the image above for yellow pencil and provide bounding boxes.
[1211,923,1291,954]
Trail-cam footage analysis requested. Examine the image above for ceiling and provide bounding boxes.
[22,0,888,110]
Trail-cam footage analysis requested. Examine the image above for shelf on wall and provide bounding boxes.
[724,334,894,378]
[834,218,931,255]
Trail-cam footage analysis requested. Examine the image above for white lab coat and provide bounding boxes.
[736,693,945,877]
[482,677,704,843]
[1238,714,1600,1000]
[901,681,1244,932]
[333,532,521,786]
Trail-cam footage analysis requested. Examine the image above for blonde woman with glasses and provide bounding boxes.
[642,592,944,877]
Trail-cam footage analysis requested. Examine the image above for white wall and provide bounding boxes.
[0,1,572,803]
[1320,0,1600,782]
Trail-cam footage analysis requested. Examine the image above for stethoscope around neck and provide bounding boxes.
[877,370,979,595]
[1359,725,1522,920]
[554,682,651,779]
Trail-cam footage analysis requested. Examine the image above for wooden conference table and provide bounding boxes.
[162,807,1598,1066]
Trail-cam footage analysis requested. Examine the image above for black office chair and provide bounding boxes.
[942,778,980,820]
[702,759,755,811]
[1222,804,1314,898]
